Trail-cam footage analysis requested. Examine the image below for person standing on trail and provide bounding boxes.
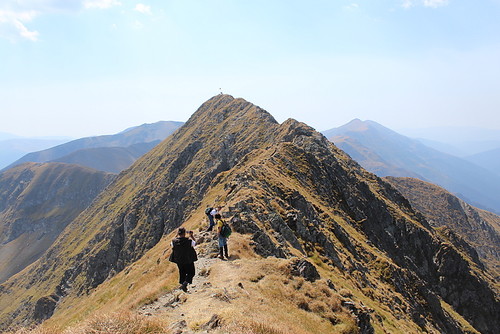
[215,213,229,260]
[169,227,197,292]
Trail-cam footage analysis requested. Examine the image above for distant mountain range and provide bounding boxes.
[0,132,19,141]
[0,162,115,284]
[4,121,183,173]
[398,126,500,156]
[323,119,500,213]
[0,138,71,170]
[49,141,161,174]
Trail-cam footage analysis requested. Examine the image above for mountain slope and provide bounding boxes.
[385,176,500,281]
[1,96,498,333]
[465,147,500,177]
[0,162,115,284]
[324,119,500,213]
[4,121,183,171]
[49,141,161,173]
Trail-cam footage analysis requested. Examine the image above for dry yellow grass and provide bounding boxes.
[7,311,169,334]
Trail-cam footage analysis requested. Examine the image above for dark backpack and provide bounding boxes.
[221,223,232,238]
[205,207,213,215]
[169,237,197,263]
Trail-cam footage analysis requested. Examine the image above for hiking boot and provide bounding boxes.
[218,247,224,259]
[180,282,188,292]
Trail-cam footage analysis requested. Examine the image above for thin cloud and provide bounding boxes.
[401,0,414,8]
[344,3,360,10]
[0,9,38,41]
[132,19,143,29]
[423,0,449,7]
[401,0,450,8]
[134,3,152,15]
[0,0,121,41]
[83,0,122,9]
[14,19,39,41]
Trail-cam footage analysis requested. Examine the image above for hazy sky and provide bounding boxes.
[1,0,500,138]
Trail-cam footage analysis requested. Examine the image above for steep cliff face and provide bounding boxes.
[0,162,115,283]
[1,96,498,333]
[385,176,500,281]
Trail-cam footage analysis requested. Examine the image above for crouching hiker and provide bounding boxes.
[215,214,231,260]
[205,206,215,231]
[169,227,197,292]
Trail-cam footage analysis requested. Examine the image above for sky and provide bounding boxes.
[1,0,500,138]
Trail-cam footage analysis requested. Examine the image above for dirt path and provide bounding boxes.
[137,232,233,333]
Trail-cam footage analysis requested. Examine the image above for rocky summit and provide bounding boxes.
[1,95,498,333]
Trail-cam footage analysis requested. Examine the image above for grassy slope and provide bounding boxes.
[0,162,115,283]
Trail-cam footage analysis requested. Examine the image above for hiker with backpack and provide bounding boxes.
[215,213,231,259]
[169,227,198,292]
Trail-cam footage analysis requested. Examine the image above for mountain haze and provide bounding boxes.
[398,126,500,156]
[324,119,500,213]
[1,96,498,333]
[49,141,161,173]
[465,147,500,177]
[4,121,183,172]
[0,162,115,284]
[0,138,70,170]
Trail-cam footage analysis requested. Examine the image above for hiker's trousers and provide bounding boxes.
[218,235,227,247]
[177,262,195,284]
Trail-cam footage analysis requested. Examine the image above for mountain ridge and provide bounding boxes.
[1,95,498,333]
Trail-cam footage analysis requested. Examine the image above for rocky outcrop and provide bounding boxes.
[33,295,59,322]
[290,258,320,282]
[386,176,500,280]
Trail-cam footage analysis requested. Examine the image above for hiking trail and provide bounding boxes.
[137,231,241,333]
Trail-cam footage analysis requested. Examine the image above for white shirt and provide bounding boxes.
[171,239,196,247]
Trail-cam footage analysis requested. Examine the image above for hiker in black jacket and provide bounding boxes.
[169,227,197,292]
